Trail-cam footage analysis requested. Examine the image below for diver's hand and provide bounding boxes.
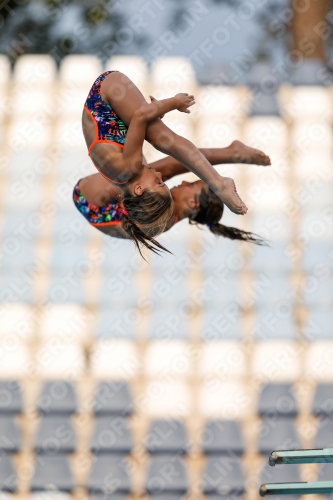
[174,93,195,114]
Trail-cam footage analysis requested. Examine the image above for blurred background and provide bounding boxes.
[0,0,333,499]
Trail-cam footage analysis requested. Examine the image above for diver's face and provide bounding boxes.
[174,179,206,198]
[133,165,171,197]
[171,179,206,216]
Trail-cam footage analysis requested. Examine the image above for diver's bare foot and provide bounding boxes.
[216,177,248,215]
[230,140,271,166]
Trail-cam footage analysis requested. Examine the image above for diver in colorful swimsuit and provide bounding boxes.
[73,141,270,245]
[81,71,270,254]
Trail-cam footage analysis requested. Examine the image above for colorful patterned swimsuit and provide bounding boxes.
[84,71,128,185]
[73,181,122,227]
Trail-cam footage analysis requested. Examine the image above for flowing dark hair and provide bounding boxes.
[120,188,173,257]
[190,187,267,245]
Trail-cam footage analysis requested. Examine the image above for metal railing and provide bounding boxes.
[260,448,333,496]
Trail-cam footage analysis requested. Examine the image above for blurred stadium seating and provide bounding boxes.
[0,54,332,499]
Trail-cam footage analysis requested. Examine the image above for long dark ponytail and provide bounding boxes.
[190,187,267,245]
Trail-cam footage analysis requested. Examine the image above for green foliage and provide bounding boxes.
[0,0,126,63]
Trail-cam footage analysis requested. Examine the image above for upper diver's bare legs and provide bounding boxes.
[147,141,271,180]
[207,140,270,166]
[101,72,249,215]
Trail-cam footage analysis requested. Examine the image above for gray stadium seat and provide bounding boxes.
[249,93,280,116]
[8,151,42,177]
[250,242,292,274]
[0,242,36,272]
[196,60,232,84]
[145,420,188,455]
[290,60,327,85]
[0,380,23,414]
[52,211,89,243]
[200,273,241,308]
[5,179,42,211]
[317,462,333,481]
[30,456,74,491]
[56,150,90,180]
[251,274,293,307]
[150,305,189,340]
[86,455,131,494]
[49,242,87,272]
[258,492,299,500]
[149,240,191,273]
[96,305,138,340]
[93,381,133,417]
[302,243,333,272]
[0,416,21,452]
[313,418,333,449]
[149,239,189,264]
[312,383,333,417]
[34,416,76,454]
[304,310,333,340]
[258,383,298,417]
[203,496,244,500]
[253,313,296,341]
[201,420,245,456]
[2,211,41,241]
[252,212,293,243]
[199,239,242,272]
[298,212,332,243]
[36,381,78,415]
[202,305,242,340]
[260,461,301,500]
[100,239,140,272]
[301,278,333,308]
[145,456,188,495]
[257,418,301,455]
[46,276,86,304]
[149,497,186,500]
[247,62,284,87]
[90,417,132,454]
[150,263,191,285]
[89,496,126,500]
[202,455,245,495]
[149,281,190,305]
[0,274,35,303]
[0,455,17,492]
[98,276,139,305]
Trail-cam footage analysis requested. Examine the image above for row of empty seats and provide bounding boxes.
[1,54,332,111]
[1,341,333,380]
[2,415,332,455]
[1,374,332,495]
[1,239,331,276]
[0,293,331,339]
[1,275,332,312]
[4,453,332,496]
[2,211,333,260]
[0,380,132,416]
[1,411,333,495]
[1,434,333,494]
[1,380,333,416]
